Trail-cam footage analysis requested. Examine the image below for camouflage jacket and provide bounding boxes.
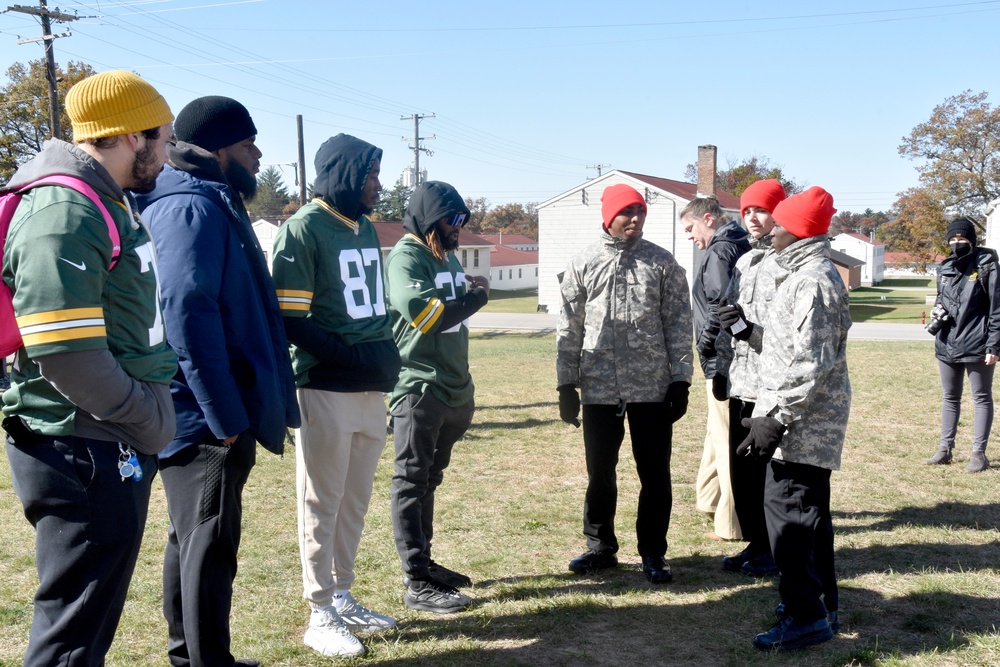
[556,233,693,405]
[722,239,781,401]
[752,235,851,470]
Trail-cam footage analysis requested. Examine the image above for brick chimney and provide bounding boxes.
[696,145,718,197]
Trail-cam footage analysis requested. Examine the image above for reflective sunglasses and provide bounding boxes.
[446,213,468,227]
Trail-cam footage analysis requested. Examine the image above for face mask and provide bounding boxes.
[952,242,973,257]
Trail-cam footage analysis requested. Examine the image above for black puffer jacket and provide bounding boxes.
[692,220,750,376]
[934,246,1000,363]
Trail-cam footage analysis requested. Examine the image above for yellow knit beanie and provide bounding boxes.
[66,70,174,141]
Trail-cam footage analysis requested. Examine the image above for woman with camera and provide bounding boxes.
[925,217,1000,473]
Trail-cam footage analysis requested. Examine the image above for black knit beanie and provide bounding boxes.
[174,96,257,152]
[945,217,977,246]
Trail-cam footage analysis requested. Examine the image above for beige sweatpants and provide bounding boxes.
[296,388,387,607]
[695,379,742,540]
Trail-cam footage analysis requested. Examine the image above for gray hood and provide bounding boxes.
[4,138,126,203]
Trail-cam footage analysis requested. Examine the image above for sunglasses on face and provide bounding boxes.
[446,213,468,227]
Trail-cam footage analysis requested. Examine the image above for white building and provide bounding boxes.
[830,232,885,286]
[536,148,740,312]
[489,245,538,290]
[986,198,1000,250]
[478,233,539,252]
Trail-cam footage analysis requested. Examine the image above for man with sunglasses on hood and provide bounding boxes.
[384,180,489,614]
[272,134,401,657]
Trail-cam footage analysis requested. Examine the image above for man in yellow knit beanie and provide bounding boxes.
[2,69,176,667]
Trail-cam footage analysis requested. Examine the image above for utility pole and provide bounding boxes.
[401,113,435,186]
[296,114,306,205]
[587,164,611,177]
[5,1,79,140]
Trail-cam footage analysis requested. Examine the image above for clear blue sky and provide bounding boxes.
[2,0,998,213]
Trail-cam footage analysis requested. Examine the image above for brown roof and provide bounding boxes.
[478,233,538,247]
[619,170,741,210]
[371,221,493,250]
[841,232,885,246]
[490,245,538,267]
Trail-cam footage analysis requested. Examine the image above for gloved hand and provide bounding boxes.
[664,381,690,423]
[718,303,753,341]
[711,374,729,402]
[736,417,785,460]
[558,384,581,427]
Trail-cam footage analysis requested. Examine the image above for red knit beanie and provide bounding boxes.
[740,179,786,215]
[772,186,837,239]
[601,184,647,229]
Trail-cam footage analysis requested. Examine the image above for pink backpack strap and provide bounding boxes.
[19,175,121,269]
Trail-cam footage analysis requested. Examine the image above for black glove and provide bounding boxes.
[718,303,753,341]
[664,381,690,423]
[736,417,785,460]
[558,384,581,428]
[711,374,729,402]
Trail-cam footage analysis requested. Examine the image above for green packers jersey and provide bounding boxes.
[272,200,393,383]
[384,233,473,409]
[2,185,177,433]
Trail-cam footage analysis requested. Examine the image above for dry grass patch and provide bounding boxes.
[1,335,998,666]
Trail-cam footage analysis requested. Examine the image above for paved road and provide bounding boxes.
[469,312,931,341]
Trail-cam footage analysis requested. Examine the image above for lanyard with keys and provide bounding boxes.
[118,443,143,482]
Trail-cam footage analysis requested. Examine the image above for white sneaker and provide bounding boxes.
[304,606,365,657]
[333,591,397,632]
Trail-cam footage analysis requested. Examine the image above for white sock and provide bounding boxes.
[332,590,351,610]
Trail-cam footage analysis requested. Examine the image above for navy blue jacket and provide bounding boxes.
[693,220,751,377]
[136,143,300,459]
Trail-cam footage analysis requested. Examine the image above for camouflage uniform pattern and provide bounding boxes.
[752,235,851,470]
[722,237,783,401]
[556,233,694,405]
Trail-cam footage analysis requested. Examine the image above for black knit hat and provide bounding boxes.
[946,217,977,246]
[174,96,257,152]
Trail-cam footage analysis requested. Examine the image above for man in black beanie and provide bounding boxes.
[134,96,301,667]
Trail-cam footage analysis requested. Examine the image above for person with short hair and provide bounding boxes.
[557,183,693,584]
[2,69,177,667]
[272,134,401,658]
[681,195,750,542]
[731,186,850,651]
[716,179,786,577]
[136,95,301,667]
[924,217,999,473]
[384,180,490,613]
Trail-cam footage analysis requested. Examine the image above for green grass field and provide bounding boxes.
[850,278,936,324]
[478,288,540,314]
[2,334,999,666]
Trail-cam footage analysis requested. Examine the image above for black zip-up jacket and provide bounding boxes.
[934,246,1000,363]
[693,220,750,377]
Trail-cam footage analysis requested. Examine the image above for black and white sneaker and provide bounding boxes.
[404,578,473,614]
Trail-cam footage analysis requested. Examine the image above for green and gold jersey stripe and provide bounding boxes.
[277,288,313,312]
[17,307,108,347]
[412,297,443,334]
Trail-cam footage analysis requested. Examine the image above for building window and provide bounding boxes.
[498,270,502,281]
[509,269,513,279]
[473,250,479,268]
[462,249,467,266]
[518,268,522,278]
[535,268,538,276]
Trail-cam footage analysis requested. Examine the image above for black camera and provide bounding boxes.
[925,304,952,335]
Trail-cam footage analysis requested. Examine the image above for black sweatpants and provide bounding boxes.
[160,432,256,667]
[581,402,672,558]
[6,432,154,667]
[729,398,770,556]
[391,391,474,580]
[764,458,838,621]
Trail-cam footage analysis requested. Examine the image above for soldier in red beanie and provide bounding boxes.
[556,183,693,583]
[721,186,851,651]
